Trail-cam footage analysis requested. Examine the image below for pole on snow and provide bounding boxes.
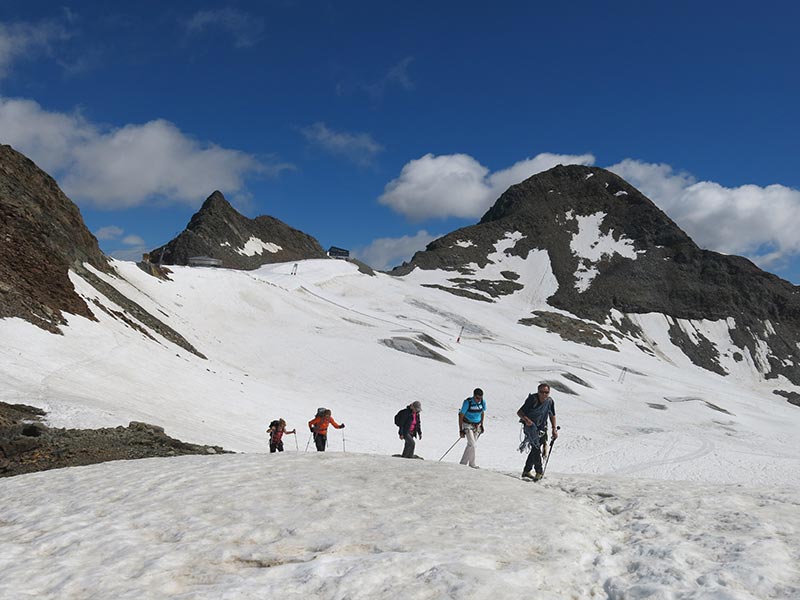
[305,433,312,452]
[542,426,560,476]
[294,432,299,452]
[438,437,461,461]
[342,429,347,453]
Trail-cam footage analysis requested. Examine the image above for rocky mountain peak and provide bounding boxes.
[150,191,327,269]
[0,144,110,332]
[392,164,800,384]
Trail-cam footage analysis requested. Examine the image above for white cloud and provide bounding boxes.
[0,20,70,79]
[122,234,145,246]
[379,152,595,221]
[301,122,384,166]
[184,8,265,48]
[0,97,289,209]
[352,230,437,271]
[95,225,124,240]
[608,159,800,269]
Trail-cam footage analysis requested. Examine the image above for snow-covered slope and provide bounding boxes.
[1,454,798,599]
[1,258,798,488]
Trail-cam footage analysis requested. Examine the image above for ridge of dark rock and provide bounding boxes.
[0,144,111,332]
[150,191,328,269]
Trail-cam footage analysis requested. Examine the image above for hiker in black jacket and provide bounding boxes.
[396,401,422,458]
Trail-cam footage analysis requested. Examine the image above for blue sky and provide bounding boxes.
[1,1,799,279]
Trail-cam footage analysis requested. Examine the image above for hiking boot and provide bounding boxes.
[533,472,543,481]
[469,464,480,469]
[521,471,534,479]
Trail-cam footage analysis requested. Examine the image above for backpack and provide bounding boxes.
[315,407,327,417]
[269,419,280,429]
[394,409,404,427]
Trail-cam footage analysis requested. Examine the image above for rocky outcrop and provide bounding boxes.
[393,164,800,383]
[0,402,228,478]
[0,144,111,332]
[149,191,328,269]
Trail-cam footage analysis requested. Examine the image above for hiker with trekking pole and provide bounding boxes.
[517,382,558,481]
[307,408,345,452]
[266,418,296,453]
[458,388,486,469]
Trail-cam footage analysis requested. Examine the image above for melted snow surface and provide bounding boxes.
[1,454,797,600]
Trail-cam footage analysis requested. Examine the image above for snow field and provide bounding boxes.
[1,454,798,599]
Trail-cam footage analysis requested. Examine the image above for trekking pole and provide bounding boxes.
[342,430,347,453]
[295,433,299,452]
[305,434,312,452]
[438,437,462,462]
[542,426,560,476]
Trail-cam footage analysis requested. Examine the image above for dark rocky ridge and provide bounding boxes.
[0,145,206,357]
[0,401,229,478]
[393,164,800,383]
[150,191,328,269]
[0,144,111,332]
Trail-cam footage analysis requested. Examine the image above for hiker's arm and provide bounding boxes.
[517,407,532,427]
[550,414,558,439]
[458,411,465,437]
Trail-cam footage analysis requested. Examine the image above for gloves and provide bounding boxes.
[340,423,346,429]
[418,434,422,440]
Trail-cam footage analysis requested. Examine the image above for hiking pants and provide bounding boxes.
[524,432,547,475]
[402,433,416,458]
[460,424,480,467]
[270,441,284,453]
[314,433,327,452]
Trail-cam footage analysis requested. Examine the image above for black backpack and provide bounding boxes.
[394,409,404,426]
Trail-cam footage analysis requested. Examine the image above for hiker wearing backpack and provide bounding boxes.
[308,408,345,452]
[517,383,558,480]
[395,401,422,458]
[458,388,486,468]
[267,418,296,453]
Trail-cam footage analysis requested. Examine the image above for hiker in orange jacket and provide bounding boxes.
[308,409,345,452]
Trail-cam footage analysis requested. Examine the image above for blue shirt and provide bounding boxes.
[460,397,486,423]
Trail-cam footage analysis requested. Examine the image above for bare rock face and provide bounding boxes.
[0,144,111,332]
[149,191,327,269]
[392,164,800,384]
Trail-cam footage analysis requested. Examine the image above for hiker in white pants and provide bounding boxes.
[458,388,486,468]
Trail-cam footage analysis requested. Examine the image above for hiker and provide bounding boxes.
[517,382,558,480]
[308,408,345,452]
[395,401,422,458]
[267,418,296,453]
[458,388,486,468]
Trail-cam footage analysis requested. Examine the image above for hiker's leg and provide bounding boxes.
[460,426,477,466]
[402,433,415,458]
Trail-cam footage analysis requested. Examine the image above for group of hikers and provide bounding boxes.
[266,382,558,480]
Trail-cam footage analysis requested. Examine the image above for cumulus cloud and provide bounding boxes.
[608,159,800,269]
[94,225,124,240]
[301,122,384,166]
[121,234,145,246]
[184,8,265,48]
[352,230,437,271]
[0,19,70,79]
[379,152,595,221]
[0,97,288,209]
